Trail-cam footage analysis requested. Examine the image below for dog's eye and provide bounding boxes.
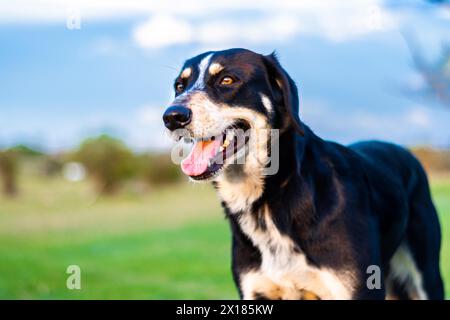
[220,76,234,85]
[175,83,184,92]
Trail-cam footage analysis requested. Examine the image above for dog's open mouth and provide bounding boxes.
[181,121,250,180]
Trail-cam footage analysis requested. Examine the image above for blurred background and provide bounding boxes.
[0,0,449,299]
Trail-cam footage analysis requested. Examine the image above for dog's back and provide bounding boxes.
[350,141,444,299]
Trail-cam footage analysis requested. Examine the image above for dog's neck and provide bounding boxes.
[214,161,266,214]
[214,126,307,215]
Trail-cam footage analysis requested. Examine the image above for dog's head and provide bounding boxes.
[163,48,303,182]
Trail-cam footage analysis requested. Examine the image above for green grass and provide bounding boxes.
[0,173,449,299]
[0,175,236,299]
[0,221,236,299]
[430,176,450,298]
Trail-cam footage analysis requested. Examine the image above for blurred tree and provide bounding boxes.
[403,1,450,107]
[74,135,136,195]
[411,146,450,172]
[137,153,182,186]
[408,42,450,107]
[42,155,64,177]
[0,149,19,197]
[9,144,43,157]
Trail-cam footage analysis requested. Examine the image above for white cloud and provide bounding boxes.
[406,72,426,91]
[132,1,396,49]
[406,107,432,128]
[75,106,171,151]
[136,105,166,125]
[301,100,449,146]
[133,14,194,49]
[197,14,301,45]
[89,37,119,56]
[0,0,396,47]
[438,7,450,21]
[133,105,173,150]
[133,13,302,49]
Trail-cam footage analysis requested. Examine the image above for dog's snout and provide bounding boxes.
[163,106,192,131]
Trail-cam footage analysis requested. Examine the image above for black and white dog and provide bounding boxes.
[162,48,444,300]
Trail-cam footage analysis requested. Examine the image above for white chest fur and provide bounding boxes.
[238,205,354,300]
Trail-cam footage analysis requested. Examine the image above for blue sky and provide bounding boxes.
[0,0,449,151]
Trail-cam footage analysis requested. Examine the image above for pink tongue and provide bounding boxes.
[181,139,221,176]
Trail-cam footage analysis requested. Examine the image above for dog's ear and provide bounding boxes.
[263,52,304,136]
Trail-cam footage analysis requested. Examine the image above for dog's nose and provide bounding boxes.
[162,106,192,131]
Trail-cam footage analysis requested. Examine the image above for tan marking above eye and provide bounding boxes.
[180,67,192,79]
[220,76,234,85]
[209,63,224,75]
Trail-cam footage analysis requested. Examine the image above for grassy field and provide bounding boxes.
[0,173,448,299]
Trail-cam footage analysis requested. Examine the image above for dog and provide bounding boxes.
[162,48,444,300]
